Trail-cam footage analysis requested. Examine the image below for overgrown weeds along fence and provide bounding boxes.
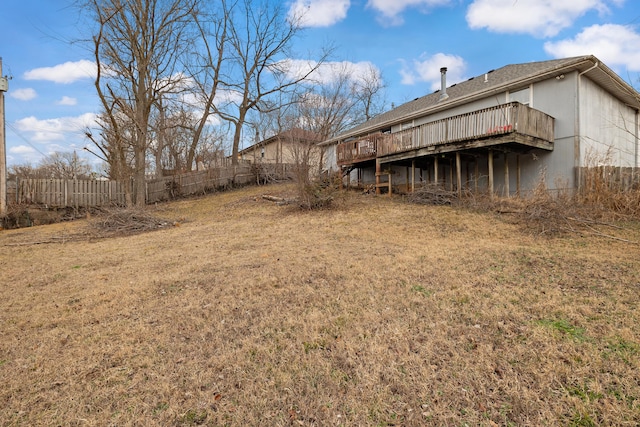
[146,165,255,204]
[13,163,294,208]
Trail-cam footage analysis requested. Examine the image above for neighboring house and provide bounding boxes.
[321,55,640,196]
[239,128,322,164]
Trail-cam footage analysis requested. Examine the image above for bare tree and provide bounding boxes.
[85,0,198,205]
[284,63,386,174]
[39,152,94,179]
[149,101,210,174]
[8,164,44,180]
[149,96,190,176]
[254,63,386,207]
[351,64,387,122]
[10,152,93,180]
[85,109,135,184]
[290,63,387,142]
[184,2,229,171]
[213,0,329,165]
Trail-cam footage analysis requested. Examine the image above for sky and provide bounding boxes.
[1,0,640,169]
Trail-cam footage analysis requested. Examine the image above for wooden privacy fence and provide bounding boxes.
[16,178,127,207]
[145,164,255,204]
[14,163,294,208]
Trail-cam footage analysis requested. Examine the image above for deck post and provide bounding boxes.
[466,161,470,192]
[516,154,521,197]
[488,150,494,199]
[376,158,381,195]
[504,153,509,197]
[411,160,415,192]
[406,166,409,193]
[449,159,453,191]
[456,152,462,197]
[474,159,479,194]
[434,156,439,185]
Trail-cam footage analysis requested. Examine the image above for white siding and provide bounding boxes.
[324,144,337,173]
[521,73,578,190]
[580,77,638,168]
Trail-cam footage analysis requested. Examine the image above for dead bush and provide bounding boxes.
[88,207,176,237]
[297,173,344,210]
[1,205,87,229]
[463,170,640,238]
[577,165,640,219]
[406,183,457,206]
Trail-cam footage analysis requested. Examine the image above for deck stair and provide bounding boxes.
[375,169,393,196]
[342,165,355,177]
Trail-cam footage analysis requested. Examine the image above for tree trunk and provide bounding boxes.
[135,142,147,207]
[231,109,247,166]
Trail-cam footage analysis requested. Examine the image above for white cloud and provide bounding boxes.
[10,88,37,101]
[57,96,77,106]
[56,96,78,105]
[544,24,640,72]
[466,0,623,38]
[366,0,452,26]
[23,60,97,84]
[9,145,36,155]
[288,0,350,27]
[400,53,466,91]
[279,59,381,85]
[15,113,98,143]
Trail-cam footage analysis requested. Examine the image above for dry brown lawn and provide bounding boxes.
[1,183,639,426]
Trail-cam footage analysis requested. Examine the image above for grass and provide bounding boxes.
[1,183,639,426]
[536,318,588,342]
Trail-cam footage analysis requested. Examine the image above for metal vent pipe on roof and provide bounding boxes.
[439,67,449,101]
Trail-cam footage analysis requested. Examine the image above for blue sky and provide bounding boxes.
[2,0,640,168]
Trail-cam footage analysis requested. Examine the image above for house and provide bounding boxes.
[239,128,323,167]
[321,55,640,196]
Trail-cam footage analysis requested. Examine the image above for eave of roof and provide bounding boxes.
[239,128,322,154]
[321,55,640,146]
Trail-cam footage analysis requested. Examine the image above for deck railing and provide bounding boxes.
[336,136,379,164]
[336,102,554,165]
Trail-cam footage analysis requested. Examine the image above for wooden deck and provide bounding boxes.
[336,102,554,166]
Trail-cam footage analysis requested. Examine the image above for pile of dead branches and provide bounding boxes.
[88,207,174,237]
[406,183,457,206]
[465,184,638,242]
